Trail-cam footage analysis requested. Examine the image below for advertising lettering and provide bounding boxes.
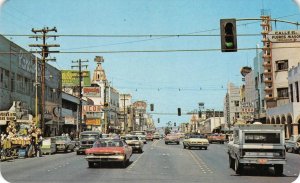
[82,105,102,112]
[82,87,100,97]
[0,111,17,121]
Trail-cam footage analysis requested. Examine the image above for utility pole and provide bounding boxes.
[29,27,59,136]
[120,94,129,134]
[71,59,89,134]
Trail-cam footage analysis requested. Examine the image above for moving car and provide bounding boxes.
[183,134,209,149]
[55,136,75,153]
[85,139,133,168]
[164,134,180,145]
[153,132,160,140]
[207,133,226,144]
[285,135,300,154]
[145,133,154,141]
[121,135,144,153]
[77,131,101,155]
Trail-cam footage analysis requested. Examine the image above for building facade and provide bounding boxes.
[223,83,242,128]
[0,35,62,136]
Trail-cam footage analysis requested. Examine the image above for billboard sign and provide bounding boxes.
[86,118,101,126]
[61,70,91,86]
[65,116,75,125]
[82,87,101,97]
[83,105,102,112]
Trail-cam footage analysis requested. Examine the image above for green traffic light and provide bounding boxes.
[225,42,233,48]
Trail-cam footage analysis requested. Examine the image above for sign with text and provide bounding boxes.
[82,87,101,97]
[65,116,75,125]
[61,70,91,86]
[82,105,102,112]
[0,111,17,122]
[267,30,300,42]
[86,118,101,126]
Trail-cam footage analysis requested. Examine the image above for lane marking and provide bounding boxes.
[127,152,145,171]
[188,150,214,174]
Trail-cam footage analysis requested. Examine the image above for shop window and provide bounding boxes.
[276,60,288,71]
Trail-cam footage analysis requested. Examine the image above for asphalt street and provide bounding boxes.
[1,140,300,183]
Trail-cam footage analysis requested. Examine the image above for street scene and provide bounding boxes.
[1,140,300,183]
[1,0,300,183]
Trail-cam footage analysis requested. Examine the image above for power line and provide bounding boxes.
[1,33,260,37]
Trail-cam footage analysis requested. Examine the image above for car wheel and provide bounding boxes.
[121,157,127,168]
[88,162,95,168]
[177,142,180,145]
[183,145,186,149]
[234,159,243,174]
[188,146,192,150]
[204,147,207,150]
[274,164,283,176]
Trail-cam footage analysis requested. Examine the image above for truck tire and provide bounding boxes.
[229,156,234,169]
[234,159,243,174]
[274,164,283,176]
[88,162,95,168]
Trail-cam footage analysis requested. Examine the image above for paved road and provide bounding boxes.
[1,140,299,183]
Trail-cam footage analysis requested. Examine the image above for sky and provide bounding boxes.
[0,0,300,127]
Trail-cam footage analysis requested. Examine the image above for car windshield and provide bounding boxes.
[93,140,124,147]
[123,136,139,140]
[190,135,205,139]
[56,136,67,141]
[81,134,99,140]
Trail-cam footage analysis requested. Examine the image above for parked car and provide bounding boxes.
[55,136,75,153]
[41,137,56,155]
[121,135,144,153]
[85,139,133,168]
[183,134,209,149]
[138,135,147,144]
[285,135,300,154]
[164,134,180,145]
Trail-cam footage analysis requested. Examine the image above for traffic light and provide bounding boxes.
[177,108,181,116]
[174,122,176,127]
[220,19,237,52]
[150,104,154,111]
[158,118,160,123]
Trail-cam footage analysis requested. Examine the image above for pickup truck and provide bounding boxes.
[76,131,101,155]
[207,133,226,144]
[227,124,286,176]
[285,135,300,154]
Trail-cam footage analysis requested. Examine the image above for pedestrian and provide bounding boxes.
[36,134,43,157]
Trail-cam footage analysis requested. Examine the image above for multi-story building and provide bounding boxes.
[82,58,120,133]
[0,35,62,135]
[132,101,147,131]
[242,50,266,123]
[223,83,242,128]
[263,29,300,137]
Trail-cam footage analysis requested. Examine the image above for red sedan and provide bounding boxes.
[85,139,133,168]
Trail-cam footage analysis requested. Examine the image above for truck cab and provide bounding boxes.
[227,124,286,176]
[76,131,101,155]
